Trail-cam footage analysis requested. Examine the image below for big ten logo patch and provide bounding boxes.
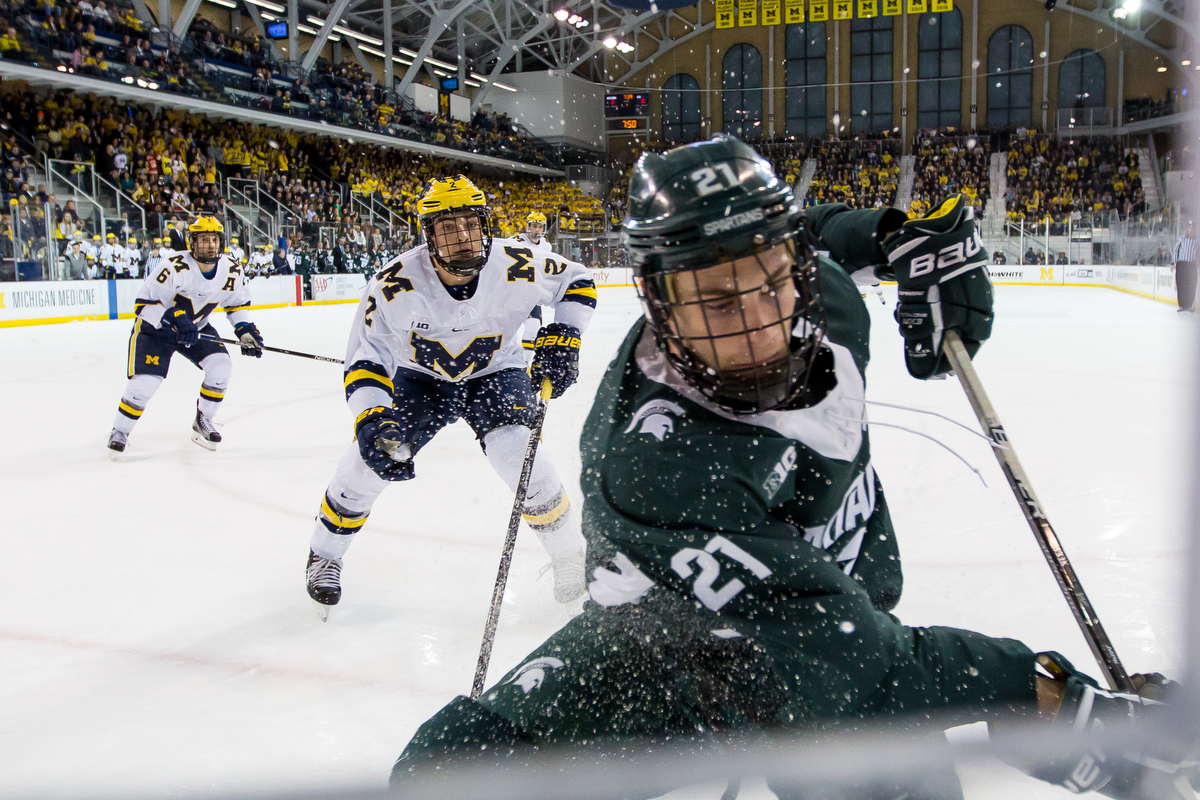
[623,399,685,442]
[762,445,797,500]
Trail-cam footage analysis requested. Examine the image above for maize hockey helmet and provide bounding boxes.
[623,134,828,415]
[417,176,493,277]
[526,210,548,240]
[187,215,226,266]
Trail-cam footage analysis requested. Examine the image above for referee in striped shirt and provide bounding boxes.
[1174,222,1197,312]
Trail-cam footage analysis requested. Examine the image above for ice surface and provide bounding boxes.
[0,285,1193,800]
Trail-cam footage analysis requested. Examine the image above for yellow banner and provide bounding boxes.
[906,0,927,12]
[716,0,735,28]
[809,0,828,20]
[832,0,852,19]
[881,0,901,13]
[785,0,804,22]
[738,0,757,26]
[931,0,952,10]
[858,0,876,16]
[763,0,780,24]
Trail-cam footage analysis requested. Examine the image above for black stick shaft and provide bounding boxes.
[199,334,343,364]
[942,330,1132,692]
[471,381,552,699]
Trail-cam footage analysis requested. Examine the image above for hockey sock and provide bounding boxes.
[113,374,163,435]
[310,491,369,560]
[524,487,585,559]
[197,353,231,418]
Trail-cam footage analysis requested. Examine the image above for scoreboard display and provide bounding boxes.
[605,93,649,117]
[606,118,647,131]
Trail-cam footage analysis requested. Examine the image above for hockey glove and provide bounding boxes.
[355,406,413,481]
[1015,652,1198,798]
[234,321,264,358]
[530,322,581,399]
[880,194,993,379]
[161,305,199,348]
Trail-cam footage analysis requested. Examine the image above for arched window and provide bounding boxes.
[987,25,1033,128]
[723,43,763,141]
[917,9,962,129]
[849,15,893,134]
[661,74,702,144]
[1059,49,1105,109]
[785,22,826,139]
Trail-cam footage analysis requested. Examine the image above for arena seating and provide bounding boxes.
[1003,134,1145,230]
[0,0,560,169]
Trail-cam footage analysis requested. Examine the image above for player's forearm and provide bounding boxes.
[135,299,167,327]
[226,308,252,327]
[550,301,593,334]
[805,203,907,273]
[344,359,395,416]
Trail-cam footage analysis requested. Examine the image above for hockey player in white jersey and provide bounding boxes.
[515,211,553,363]
[99,232,119,279]
[106,216,265,457]
[513,210,552,252]
[120,238,142,278]
[305,177,597,618]
[227,236,246,268]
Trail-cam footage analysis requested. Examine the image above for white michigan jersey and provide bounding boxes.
[134,251,253,330]
[342,238,596,413]
[513,232,553,253]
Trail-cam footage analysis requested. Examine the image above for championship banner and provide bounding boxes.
[882,0,901,14]
[784,0,804,22]
[906,0,927,12]
[931,0,952,10]
[738,0,757,26]
[832,0,852,19]
[857,0,876,17]
[762,0,780,25]
[809,0,828,20]
[716,0,735,28]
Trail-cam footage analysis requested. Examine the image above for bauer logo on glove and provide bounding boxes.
[881,194,993,380]
[530,322,581,399]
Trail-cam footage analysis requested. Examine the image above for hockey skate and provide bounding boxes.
[306,549,342,622]
[191,407,222,450]
[107,430,127,461]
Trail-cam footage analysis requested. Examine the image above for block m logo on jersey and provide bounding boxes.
[410,332,502,380]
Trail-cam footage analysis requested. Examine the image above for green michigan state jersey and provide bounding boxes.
[581,255,901,613]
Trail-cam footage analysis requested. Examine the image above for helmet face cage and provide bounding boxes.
[189,231,225,265]
[638,236,828,415]
[423,207,493,277]
[526,219,546,240]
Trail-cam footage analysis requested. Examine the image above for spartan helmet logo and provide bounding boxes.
[637,414,674,441]
[505,657,565,694]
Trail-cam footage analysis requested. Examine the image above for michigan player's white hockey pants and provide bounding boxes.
[309,424,585,564]
[112,352,232,435]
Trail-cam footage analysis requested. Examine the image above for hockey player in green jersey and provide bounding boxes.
[390,136,1194,799]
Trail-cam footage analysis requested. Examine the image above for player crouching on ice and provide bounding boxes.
[304,177,596,618]
[390,137,1197,799]
[107,215,264,457]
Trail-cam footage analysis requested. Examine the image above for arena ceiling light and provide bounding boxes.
[306,15,383,46]
[297,22,340,41]
[615,40,634,53]
[603,36,617,48]
[244,0,285,12]
[206,0,237,9]
[554,8,570,20]
[397,47,456,71]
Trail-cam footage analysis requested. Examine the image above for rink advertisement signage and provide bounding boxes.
[0,280,113,326]
[310,273,369,304]
[589,266,633,287]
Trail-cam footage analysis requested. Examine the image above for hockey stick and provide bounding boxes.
[471,379,554,700]
[197,334,343,365]
[942,330,1133,692]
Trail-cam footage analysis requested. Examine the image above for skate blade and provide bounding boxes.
[190,431,219,451]
[107,448,124,462]
[312,599,332,622]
